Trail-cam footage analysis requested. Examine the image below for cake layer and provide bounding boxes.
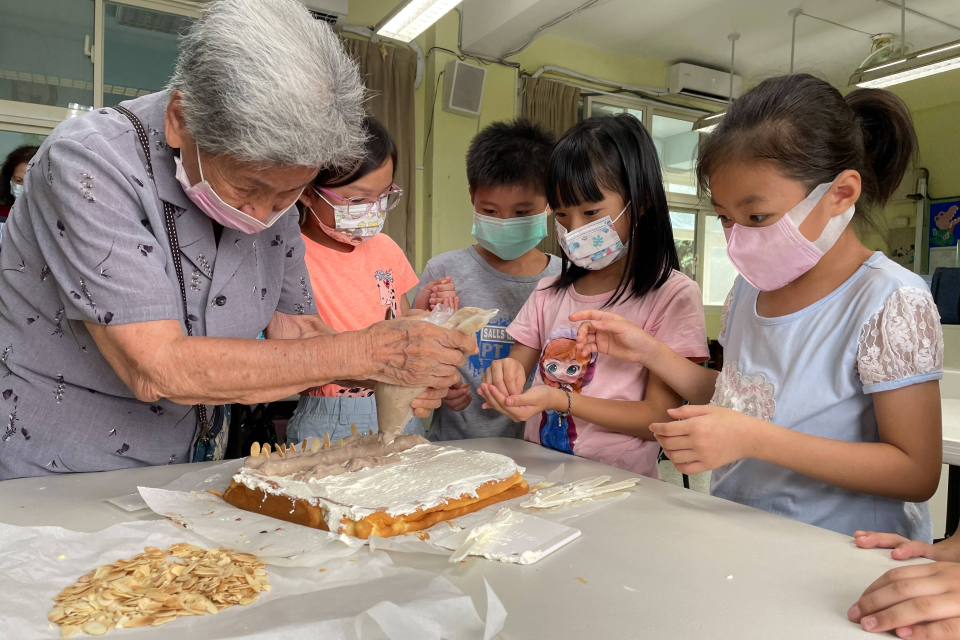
[223,472,529,539]
[229,443,526,534]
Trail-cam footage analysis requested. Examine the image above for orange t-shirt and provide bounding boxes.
[302,232,419,397]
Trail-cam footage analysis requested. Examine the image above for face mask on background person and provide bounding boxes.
[313,185,401,245]
[723,178,854,291]
[556,202,630,270]
[472,210,548,260]
[175,146,297,234]
[10,183,23,199]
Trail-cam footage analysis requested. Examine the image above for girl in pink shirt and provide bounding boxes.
[478,114,708,477]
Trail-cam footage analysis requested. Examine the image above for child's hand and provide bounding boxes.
[414,277,459,311]
[650,405,764,474]
[477,383,563,422]
[848,562,960,637]
[569,310,657,364]
[410,387,447,418]
[854,531,960,563]
[442,382,472,412]
[481,358,527,398]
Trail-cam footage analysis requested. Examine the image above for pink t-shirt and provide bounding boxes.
[507,271,709,477]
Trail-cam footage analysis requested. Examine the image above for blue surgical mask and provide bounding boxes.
[10,182,23,199]
[472,210,548,260]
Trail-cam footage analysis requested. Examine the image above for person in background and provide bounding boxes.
[478,114,708,477]
[286,115,456,444]
[414,119,561,441]
[0,145,39,234]
[572,74,943,539]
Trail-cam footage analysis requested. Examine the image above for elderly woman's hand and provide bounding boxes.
[363,317,478,390]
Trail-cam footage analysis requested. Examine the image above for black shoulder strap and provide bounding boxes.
[113,105,210,442]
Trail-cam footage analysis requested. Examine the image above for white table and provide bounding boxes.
[0,438,917,639]
[940,399,960,536]
[942,399,960,466]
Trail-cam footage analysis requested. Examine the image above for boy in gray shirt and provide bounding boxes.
[415,120,560,441]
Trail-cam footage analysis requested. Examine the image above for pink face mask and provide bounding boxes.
[175,146,299,235]
[723,180,855,291]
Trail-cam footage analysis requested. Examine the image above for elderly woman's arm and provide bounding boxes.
[263,311,336,339]
[85,316,476,406]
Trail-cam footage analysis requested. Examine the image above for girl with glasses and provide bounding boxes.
[287,115,456,444]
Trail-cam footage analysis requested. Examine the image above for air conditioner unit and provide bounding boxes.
[667,63,742,103]
[300,0,348,27]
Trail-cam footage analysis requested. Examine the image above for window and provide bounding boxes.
[0,0,96,110]
[651,114,698,197]
[670,211,696,280]
[0,131,47,167]
[103,3,194,108]
[702,214,738,306]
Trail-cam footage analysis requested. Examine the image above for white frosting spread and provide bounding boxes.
[233,443,523,532]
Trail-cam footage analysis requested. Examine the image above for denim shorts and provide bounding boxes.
[286,394,424,445]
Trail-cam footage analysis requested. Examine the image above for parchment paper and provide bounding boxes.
[0,519,506,639]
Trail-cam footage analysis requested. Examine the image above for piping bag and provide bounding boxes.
[374,305,497,437]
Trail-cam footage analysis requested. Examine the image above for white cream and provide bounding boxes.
[233,444,523,532]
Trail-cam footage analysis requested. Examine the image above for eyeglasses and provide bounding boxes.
[316,184,403,218]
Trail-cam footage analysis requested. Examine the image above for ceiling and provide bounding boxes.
[537,0,960,89]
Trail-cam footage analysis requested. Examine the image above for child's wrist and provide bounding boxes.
[551,387,570,413]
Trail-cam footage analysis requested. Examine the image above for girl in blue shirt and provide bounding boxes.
[571,73,944,541]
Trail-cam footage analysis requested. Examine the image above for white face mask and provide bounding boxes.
[313,188,387,245]
[556,202,630,270]
[10,182,23,199]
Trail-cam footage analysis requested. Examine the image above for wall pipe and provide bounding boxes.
[340,24,424,90]
[530,65,668,95]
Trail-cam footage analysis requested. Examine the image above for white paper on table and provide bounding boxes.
[436,509,581,564]
[0,519,506,640]
[105,492,149,512]
[137,462,549,565]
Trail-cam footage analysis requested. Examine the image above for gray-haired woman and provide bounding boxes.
[0,0,474,479]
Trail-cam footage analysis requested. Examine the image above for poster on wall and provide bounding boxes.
[929,198,960,272]
[930,199,960,248]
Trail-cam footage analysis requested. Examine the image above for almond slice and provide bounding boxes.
[250,442,260,457]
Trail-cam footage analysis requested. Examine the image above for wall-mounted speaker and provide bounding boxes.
[441,59,486,118]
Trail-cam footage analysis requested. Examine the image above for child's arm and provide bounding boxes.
[570,310,718,405]
[652,380,942,502]
[854,528,960,563]
[848,562,960,637]
[414,277,458,311]
[478,371,682,439]
[481,343,541,398]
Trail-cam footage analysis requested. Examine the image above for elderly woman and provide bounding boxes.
[0,0,474,480]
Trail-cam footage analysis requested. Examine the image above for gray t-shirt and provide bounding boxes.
[0,91,316,479]
[415,246,560,441]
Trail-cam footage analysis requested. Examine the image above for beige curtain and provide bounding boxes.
[340,38,417,263]
[521,77,581,257]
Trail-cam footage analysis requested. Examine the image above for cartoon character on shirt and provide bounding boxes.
[374,269,398,317]
[536,328,597,454]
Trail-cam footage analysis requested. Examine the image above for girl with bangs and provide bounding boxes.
[477,114,709,477]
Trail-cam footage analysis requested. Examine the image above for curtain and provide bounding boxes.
[521,77,581,257]
[340,38,417,264]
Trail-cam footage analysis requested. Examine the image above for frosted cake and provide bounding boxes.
[223,433,528,539]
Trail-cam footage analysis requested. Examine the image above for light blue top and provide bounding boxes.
[711,253,943,541]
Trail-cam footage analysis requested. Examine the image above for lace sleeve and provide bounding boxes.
[857,286,944,392]
[718,285,735,345]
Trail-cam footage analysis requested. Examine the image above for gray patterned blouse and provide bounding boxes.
[0,91,317,479]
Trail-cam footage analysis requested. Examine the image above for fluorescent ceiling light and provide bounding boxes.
[693,111,724,132]
[375,0,462,43]
[849,37,960,88]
